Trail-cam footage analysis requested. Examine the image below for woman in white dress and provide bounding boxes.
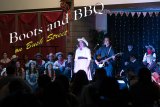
[74,37,92,80]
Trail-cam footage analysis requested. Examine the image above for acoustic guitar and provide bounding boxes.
[95,52,123,68]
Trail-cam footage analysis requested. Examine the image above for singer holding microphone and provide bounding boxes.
[74,37,92,80]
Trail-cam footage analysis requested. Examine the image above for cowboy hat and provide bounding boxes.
[35,53,42,57]
[45,61,54,69]
[11,55,18,60]
[47,53,54,58]
[55,52,63,58]
[145,45,155,52]
[77,37,88,46]
[28,60,36,66]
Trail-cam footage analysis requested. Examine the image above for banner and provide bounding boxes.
[41,11,67,57]
[0,14,16,58]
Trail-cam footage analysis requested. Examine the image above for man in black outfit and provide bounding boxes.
[124,44,136,66]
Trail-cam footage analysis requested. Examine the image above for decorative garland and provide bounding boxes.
[60,0,72,12]
[60,0,73,34]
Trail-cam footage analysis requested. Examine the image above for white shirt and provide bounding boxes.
[53,60,66,69]
[74,47,91,61]
[143,53,156,65]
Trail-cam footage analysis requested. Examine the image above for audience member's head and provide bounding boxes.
[37,74,51,89]
[9,79,31,94]
[71,70,89,96]
[93,68,106,82]
[6,65,16,76]
[72,70,89,85]
[43,81,67,107]
[138,67,151,82]
[54,75,69,93]
[0,93,41,107]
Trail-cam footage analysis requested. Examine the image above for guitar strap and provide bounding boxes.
[107,46,112,57]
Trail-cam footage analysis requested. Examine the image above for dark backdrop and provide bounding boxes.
[107,12,160,72]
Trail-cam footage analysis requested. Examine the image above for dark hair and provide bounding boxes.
[138,67,151,82]
[6,65,16,75]
[67,52,74,56]
[130,54,137,59]
[28,62,37,74]
[38,74,51,88]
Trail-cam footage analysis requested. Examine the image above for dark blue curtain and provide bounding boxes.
[107,12,160,72]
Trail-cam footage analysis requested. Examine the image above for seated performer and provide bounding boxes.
[44,61,55,81]
[64,52,74,80]
[122,44,136,68]
[53,52,66,75]
[152,62,160,85]
[120,54,142,86]
[0,52,11,68]
[35,53,45,75]
[142,45,156,72]
[121,54,142,76]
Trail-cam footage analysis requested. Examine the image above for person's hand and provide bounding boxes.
[65,67,71,70]
[120,69,124,76]
[124,62,129,66]
[95,60,99,65]
[112,56,115,60]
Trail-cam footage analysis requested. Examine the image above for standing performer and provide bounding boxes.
[94,36,115,77]
[143,45,156,72]
[74,37,92,80]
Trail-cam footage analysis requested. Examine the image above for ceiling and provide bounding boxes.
[104,2,160,12]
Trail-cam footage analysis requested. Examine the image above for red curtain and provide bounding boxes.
[41,11,67,58]
[0,14,16,58]
[0,12,67,60]
[17,13,38,59]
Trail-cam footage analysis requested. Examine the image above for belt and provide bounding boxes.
[78,57,88,59]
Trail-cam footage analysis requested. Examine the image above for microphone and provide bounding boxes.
[94,43,99,50]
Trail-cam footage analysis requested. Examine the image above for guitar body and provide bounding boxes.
[95,54,108,68]
[95,52,123,68]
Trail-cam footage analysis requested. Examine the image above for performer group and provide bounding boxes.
[0,36,160,89]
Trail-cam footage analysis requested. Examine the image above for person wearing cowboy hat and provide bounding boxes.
[53,52,66,75]
[94,36,115,77]
[26,60,39,91]
[143,45,156,72]
[46,53,55,63]
[74,37,92,80]
[35,53,45,75]
[44,61,55,81]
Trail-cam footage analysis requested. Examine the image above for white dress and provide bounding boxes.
[74,47,92,80]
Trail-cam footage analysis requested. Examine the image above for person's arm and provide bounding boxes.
[74,49,78,62]
[21,68,25,79]
[86,48,91,68]
[142,53,147,65]
[53,61,58,69]
[94,48,101,65]
[153,53,156,62]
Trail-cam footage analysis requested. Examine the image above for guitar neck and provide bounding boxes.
[103,53,120,62]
